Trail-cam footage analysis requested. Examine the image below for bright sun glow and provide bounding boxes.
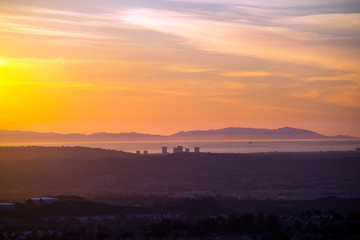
[0,1,359,136]
[0,59,8,67]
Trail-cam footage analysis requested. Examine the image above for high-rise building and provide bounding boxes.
[194,147,200,153]
[173,146,185,153]
[185,148,190,153]
[162,146,168,154]
[177,146,183,152]
[144,150,148,154]
[136,150,141,154]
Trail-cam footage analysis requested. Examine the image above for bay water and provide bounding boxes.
[2,140,359,154]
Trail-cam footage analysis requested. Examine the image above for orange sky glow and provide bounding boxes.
[1,0,360,136]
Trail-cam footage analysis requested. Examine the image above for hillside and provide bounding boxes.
[0,127,356,143]
[1,146,359,197]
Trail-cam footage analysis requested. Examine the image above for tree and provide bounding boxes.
[266,215,281,234]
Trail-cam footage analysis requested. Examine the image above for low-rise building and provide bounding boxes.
[0,203,15,211]
[27,197,58,205]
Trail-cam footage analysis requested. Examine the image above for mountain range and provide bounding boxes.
[0,127,356,143]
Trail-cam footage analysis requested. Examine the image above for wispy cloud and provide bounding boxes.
[278,13,360,36]
[0,21,104,39]
[0,7,130,42]
[165,0,359,8]
[1,0,359,135]
[220,71,273,77]
[304,74,359,82]
[290,83,360,108]
[120,8,360,73]
[165,65,214,73]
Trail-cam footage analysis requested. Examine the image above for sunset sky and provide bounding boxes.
[1,0,360,136]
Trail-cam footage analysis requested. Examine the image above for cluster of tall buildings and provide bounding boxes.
[136,146,200,155]
[163,146,200,154]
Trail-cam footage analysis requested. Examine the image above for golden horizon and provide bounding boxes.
[1,1,359,137]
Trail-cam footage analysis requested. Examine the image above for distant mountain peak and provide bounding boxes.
[169,127,355,140]
[0,127,356,143]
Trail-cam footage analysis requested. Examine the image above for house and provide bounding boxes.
[0,203,15,211]
[26,197,58,205]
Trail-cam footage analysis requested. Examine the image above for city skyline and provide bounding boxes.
[1,0,360,136]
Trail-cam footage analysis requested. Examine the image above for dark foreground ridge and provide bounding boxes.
[0,126,357,143]
[1,146,360,239]
[1,146,360,200]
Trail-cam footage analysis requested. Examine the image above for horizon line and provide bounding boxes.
[0,126,357,138]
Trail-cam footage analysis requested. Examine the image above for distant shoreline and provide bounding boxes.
[1,145,360,155]
[1,138,359,154]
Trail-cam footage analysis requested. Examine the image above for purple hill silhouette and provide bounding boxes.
[0,127,356,143]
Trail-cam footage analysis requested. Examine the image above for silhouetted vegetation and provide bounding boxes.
[1,197,360,239]
[1,147,360,239]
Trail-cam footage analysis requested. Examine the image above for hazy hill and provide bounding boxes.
[0,146,132,161]
[0,130,164,143]
[167,127,344,140]
[0,127,356,143]
[1,146,360,195]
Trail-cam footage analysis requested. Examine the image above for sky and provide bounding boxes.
[0,0,360,136]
